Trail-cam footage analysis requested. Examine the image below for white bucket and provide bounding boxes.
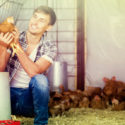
[0,72,11,120]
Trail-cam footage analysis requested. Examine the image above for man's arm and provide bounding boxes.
[0,46,10,71]
[0,32,13,71]
[16,44,51,77]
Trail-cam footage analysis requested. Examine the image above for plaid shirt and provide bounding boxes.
[6,31,57,82]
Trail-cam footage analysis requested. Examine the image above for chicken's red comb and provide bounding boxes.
[111,76,116,81]
[103,77,108,82]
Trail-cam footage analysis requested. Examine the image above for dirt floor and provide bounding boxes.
[12,107,125,125]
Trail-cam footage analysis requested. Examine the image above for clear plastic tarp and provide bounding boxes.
[85,0,125,88]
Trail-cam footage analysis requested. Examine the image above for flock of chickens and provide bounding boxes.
[49,76,125,116]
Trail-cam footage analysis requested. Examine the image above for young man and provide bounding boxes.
[0,6,57,125]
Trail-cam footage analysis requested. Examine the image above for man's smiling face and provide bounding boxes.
[28,12,51,35]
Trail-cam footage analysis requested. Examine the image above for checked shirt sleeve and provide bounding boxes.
[41,40,57,63]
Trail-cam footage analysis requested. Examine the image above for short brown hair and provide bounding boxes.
[34,6,56,25]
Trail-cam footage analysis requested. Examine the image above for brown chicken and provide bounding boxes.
[103,76,125,106]
[0,17,15,48]
[0,16,15,33]
[0,17,22,56]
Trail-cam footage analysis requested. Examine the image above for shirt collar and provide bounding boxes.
[21,31,44,48]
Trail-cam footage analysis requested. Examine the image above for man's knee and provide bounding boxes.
[30,74,49,90]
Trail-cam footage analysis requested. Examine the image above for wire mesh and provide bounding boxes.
[0,0,25,23]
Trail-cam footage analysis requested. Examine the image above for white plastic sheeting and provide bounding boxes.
[85,0,125,88]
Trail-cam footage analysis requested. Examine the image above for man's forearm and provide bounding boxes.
[0,46,10,71]
[16,45,40,77]
[15,43,51,77]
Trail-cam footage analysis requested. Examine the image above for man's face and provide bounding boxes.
[28,12,51,34]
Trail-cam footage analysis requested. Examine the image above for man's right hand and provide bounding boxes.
[0,32,13,48]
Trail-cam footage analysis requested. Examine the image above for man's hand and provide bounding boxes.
[12,27,20,44]
[9,27,22,56]
[0,32,13,48]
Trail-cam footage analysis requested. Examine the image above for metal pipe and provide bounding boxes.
[47,61,68,92]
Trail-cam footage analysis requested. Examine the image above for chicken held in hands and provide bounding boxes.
[0,17,21,56]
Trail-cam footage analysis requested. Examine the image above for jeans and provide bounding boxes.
[10,74,49,125]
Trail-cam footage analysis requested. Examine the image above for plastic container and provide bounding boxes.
[0,72,11,120]
[0,120,20,125]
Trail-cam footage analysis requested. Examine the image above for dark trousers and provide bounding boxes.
[10,74,49,125]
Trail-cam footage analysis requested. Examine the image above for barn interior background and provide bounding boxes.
[1,0,125,93]
[0,0,80,91]
[1,0,125,125]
